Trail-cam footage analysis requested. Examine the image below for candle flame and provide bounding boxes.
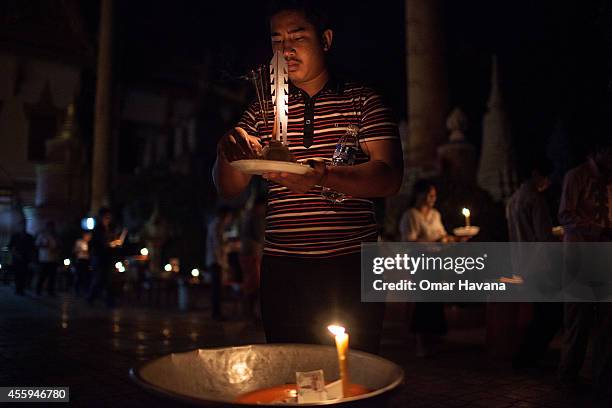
[328,325,346,336]
[462,208,471,217]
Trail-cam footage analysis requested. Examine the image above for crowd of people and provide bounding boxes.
[5,203,266,318]
[204,197,266,321]
[6,208,120,305]
[398,141,612,389]
[8,220,77,298]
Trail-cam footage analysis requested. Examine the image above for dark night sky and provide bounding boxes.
[114,1,407,111]
[104,0,611,171]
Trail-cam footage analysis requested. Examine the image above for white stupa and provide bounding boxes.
[477,55,518,202]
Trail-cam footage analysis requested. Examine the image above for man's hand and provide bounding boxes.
[213,127,256,199]
[218,127,262,162]
[109,239,122,248]
[263,160,326,194]
[440,235,470,243]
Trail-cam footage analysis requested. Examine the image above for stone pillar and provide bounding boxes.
[142,138,153,169]
[174,127,183,159]
[90,0,114,213]
[405,0,448,170]
[383,0,449,240]
[156,133,167,163]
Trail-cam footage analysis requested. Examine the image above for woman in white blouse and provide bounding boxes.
[399,180,457,357]
[400,180,454,243]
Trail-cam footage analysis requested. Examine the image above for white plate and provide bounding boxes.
[453,226,480,237]
[552,226,564,237]
[230,159,313,175]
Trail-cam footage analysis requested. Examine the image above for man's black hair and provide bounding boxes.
[519,154,553,182]
[267,0,332,36]
[98,207,112,218]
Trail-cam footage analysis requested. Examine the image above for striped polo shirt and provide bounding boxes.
[236,79,398,258]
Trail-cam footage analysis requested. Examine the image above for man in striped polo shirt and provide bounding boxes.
[213,1,403,353]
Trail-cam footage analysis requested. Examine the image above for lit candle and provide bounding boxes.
[328,325,349,398]
[462,208,471,227]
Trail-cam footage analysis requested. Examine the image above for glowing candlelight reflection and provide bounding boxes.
[227,351,254,384]
[462,208,471,227]
[328,325,349,398]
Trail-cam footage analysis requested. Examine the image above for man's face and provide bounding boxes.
[102,214,112,227]
[533,173,551,192]
[270,10,330,85]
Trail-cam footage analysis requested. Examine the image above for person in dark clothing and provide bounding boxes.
[507,156,563,369]
[73,230,92,296]
[87,208,123,307]
[557,142,612,388]
[239,197,266,319]
[35,221,60,296]
[205,206,233,320]
[400,180,451,357]
[8,220,36,296]
[213,2,402,353]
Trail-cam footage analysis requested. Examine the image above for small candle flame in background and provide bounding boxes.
[328,324,349,398]
[462,208,471,227]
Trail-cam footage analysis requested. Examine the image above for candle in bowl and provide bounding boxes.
[462,208,471,227]
[327,325,349,398]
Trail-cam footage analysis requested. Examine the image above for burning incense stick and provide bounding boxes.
[270,50,288,145]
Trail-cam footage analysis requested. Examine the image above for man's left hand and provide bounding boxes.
[263,161,326,194]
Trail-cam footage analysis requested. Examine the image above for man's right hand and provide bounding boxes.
[109,239,122,248]
[218,127,262,162]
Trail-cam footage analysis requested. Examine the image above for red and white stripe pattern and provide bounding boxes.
[237,81,398,258]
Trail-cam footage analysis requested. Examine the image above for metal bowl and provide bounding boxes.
[130,344,404,407]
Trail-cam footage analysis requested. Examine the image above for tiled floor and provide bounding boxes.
[0,285,610,407]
